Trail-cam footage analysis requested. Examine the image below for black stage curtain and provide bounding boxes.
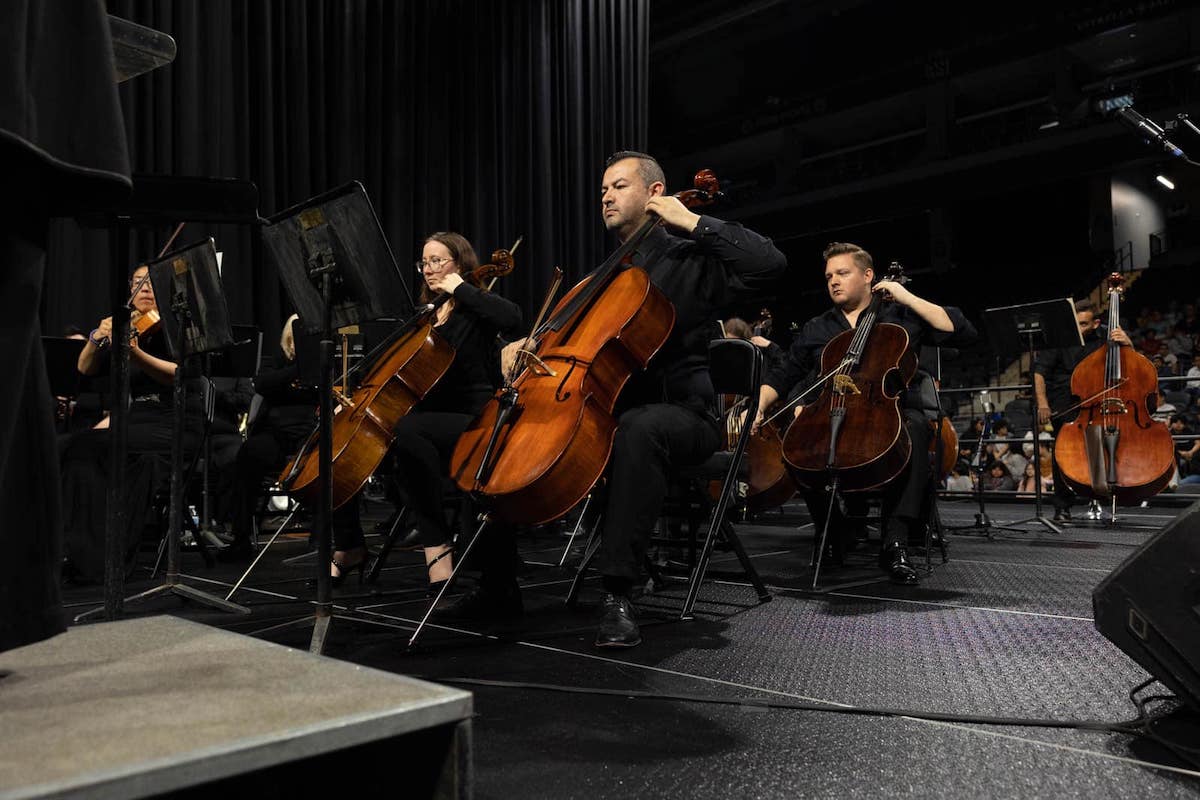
[44,0,648,345]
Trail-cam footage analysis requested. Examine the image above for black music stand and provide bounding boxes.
[78,238,250,619]
[259,182,411,654]
[981,298,1083,534]
[43,337,87,432]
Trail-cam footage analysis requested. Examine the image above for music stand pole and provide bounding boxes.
[944,398,1023,538]
[1001,327,1062,533]
[310,270,336,652]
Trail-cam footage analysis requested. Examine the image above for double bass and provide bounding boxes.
[782,262,916,491]
[449,171,722,525]
[1053,273,1175,504]
[280,249,517,509]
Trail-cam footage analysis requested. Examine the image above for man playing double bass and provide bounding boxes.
[1032,299,1132,521]
[753,243,976,585]
[461,151,786,648]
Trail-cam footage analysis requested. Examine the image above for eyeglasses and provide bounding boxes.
[415,256,455,272]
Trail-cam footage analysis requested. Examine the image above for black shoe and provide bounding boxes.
[216,540,253,564]
[395,527,423,551]
[436,583,523,621]
[595,593,641,648]
[1052,508,1072,522]
[881,545,920,586]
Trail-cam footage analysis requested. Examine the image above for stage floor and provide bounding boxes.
[61,498,1200,798]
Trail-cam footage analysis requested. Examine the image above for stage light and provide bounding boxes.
[1156,175,1175,190]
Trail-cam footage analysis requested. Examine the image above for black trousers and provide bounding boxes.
[60,402,202,581]
[469,402,720,593]
[331,411,473,553]
[1049,416,1074,512]
[801,407,933,550]
[598,403,721,584]
[228,420,310,546]
[0,219,63,650]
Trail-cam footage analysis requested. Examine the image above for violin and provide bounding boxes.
[782,262,916,492]
[1052,273,1175,504]
[449,170,722,525]
[131,308,162,339]
[280,246,517,508]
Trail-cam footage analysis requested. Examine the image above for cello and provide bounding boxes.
[280,248,517,509]
[715,316,796,512]
[1052,273,1175,505]
[781,262,916,492]
[449,171,722,525]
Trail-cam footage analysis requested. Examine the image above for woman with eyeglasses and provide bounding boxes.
[327,232,523,593]
[62,264,204,581]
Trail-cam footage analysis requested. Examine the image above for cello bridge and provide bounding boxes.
[1098,398,1127,415]
[832,375,861,396]
[332,388,356,409]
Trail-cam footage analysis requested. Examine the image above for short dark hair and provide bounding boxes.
[1074,299,1095,315]
[604,150,666,189]
[822,242,873,273]
[1171,414,1187,425]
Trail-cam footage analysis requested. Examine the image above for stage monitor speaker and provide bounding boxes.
[1093,500,1200,709]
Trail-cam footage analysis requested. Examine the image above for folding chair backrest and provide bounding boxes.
[708,337,762,403]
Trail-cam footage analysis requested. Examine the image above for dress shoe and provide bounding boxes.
[1052,508,1072,522]
[880,544,920,586]
[595,593,641,648]
[435,582,523,621]
[216,540,253,564]
[395,527,423,551]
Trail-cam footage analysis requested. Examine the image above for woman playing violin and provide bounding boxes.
[62,264,203,580]
[328,232,523,590]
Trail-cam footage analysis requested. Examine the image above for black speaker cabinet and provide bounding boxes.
[1093,501,1200,709]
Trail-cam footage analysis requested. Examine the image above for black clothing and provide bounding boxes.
[767,298,976,550]
[619,219,787,417]
[333,286,522,554]
[60,331,203,581]
[600,403,722,580]
[419,283,524,415]
[475,215,786,589]
[227,359,316,547]
[1033,328,1105,511]
[1033,329,1106,414]
[765,302,976,408]
[0,1,130,651]
[598,216,786,579]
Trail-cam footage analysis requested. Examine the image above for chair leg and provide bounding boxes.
[565,512,604,609]
[365,505,408,585]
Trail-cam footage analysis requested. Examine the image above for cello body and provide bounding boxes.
[782,322,917,492]
[745,419,797,511]
[281,321,455,510]
[450,268,674,525]
[1053,279,1175,505]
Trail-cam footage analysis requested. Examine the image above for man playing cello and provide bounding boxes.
[753,243,976,585]
[458,151,786,648]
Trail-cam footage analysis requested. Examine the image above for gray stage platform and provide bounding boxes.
[0,616,472,800]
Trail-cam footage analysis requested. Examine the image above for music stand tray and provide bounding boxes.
[261,182,410,654]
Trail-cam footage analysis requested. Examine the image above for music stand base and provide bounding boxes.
[74,578,250,623]
[1002,514,1064,534]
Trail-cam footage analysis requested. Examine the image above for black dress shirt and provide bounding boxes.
[1032,328,1106,413]
[765,301,977,409]
[616,215,788,416]
[418,283,523,416]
